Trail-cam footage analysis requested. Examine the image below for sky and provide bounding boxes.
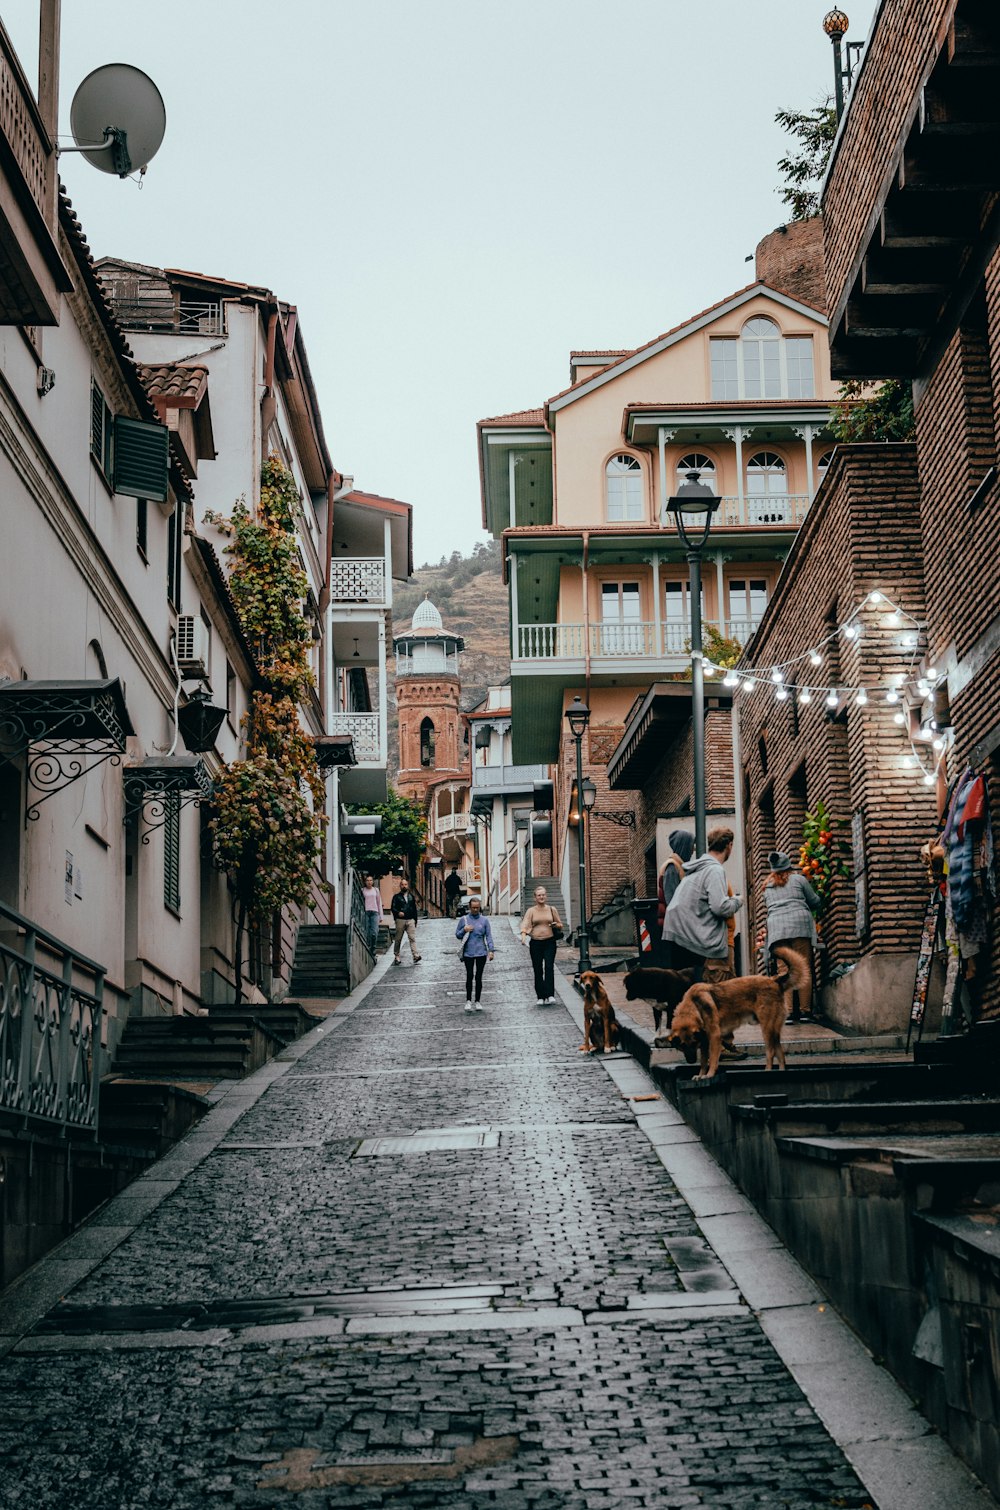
[5,0,878,567]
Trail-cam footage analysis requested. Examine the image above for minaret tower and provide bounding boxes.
[394,596,465,805]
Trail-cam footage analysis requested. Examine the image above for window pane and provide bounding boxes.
[710,339,739,400]
[748,581,768,619]
[664,583,686,620]
[601,582,620,620]
[621,583,641,620]
[786,337,814,398]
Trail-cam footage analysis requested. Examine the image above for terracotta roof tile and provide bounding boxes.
[478,408,546,427]
[140,363,209,407]
[569,350,632,360]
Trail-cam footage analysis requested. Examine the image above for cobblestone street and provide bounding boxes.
[0,922,981,1509]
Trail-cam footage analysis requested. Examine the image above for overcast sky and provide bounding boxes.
[6,0,877,566]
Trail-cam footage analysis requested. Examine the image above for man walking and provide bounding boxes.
[390,877,421,965]
[444,865,462,918]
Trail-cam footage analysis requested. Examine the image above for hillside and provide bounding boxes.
[386,540,511,780]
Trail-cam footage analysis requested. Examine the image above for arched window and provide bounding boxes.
[816,449,835,481]
[675,453,717,494]
[746,452,789,524]
[420,717,435,768]
[741,317,781,399]
[605,454,644,522]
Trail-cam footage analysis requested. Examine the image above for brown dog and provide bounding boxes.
[623,966,696,1039]
[668,969,789,1079]
[578,970,619,1054]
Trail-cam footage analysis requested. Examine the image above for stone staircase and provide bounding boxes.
[289,924,351,997]
[518,880,566,919]
[99,1079,209,1158]
[111,1001,318,1082]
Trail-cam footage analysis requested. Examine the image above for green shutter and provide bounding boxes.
[163,794,181,911]
[113,416,169,502]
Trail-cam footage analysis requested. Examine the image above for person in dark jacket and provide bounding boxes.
[456,897,495,1011]
[657,829,696,965]
[390,878,421,965]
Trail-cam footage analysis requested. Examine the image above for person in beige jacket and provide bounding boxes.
[519,885,563,1005]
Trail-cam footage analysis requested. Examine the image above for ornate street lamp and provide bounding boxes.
[668,471,720,855]
[823,8,862,120]
[176,690,227,753]
[565,695,593,974]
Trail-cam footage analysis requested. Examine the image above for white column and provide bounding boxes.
[651,550,662,656]
[801,424,816,501]
[324,606,334,727]
[657,427,667,525]
[733,425,745,522]
[510,552,520,658]
[508,452,518,531]
[715,551,727,637]
[383,516,393,608]
[377,615,387,764]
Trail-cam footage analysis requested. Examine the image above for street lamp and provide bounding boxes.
[565,695,593,974]
[668,471,720,856]
[823,8,862,120]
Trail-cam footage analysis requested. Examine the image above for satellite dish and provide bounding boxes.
[69,64,166,177]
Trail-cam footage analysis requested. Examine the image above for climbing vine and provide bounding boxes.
[205,457,325,997]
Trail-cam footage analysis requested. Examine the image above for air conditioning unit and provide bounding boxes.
[175,615,210,677]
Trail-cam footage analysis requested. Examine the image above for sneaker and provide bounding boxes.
[464,1003,474,1014]
[535,999,547,1007]
[392,957,401,966]
[413,955,422,963]
[474,1002,484,1012]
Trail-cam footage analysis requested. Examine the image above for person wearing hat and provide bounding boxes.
[657,829,696,966]
[764,850,821,1023]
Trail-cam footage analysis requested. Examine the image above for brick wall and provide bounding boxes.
[737,445,934,991]
[822,0,956,321]
[755,220,827,313]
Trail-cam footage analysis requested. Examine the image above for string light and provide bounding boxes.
[923,772,936,787]
[867,591,883,604]
[893,711,906,725]
[771,668,783,684]
[798,689,812,705]
[927,665,938,679]
[886,689,899,704]
[809,650,823,667]
[826,690,839,709]
[775,687,789,701]
[844,623,861,640]
[855,689,868,706]
[741,677,756,692]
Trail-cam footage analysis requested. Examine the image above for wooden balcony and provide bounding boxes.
[0,23,71,325]
[513,618,763,678]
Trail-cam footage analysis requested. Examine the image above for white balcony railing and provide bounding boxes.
[663,495,810,529]
[434,812,466,836]
[329,556,387,604]
[472,762,549,790]
[328,711,381,762]
[516,619,765,664]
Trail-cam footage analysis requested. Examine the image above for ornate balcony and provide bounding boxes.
[328,711,382,764]
[328,556,387,605]
[661,495,811,530]
[514,619,763,673]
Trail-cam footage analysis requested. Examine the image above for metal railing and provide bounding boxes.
[434,812,466,836]
[472,761,549,791]
[108,295,227,336]
[518,619,765,662]
[328,711,381,762]
[661,494,811,529]
[349,869,374,957]
[0,901,103,1135]
[329,557,387,603]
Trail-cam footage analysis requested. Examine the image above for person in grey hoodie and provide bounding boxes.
[662,827,743,981]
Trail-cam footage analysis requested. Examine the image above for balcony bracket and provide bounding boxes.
[0,679,134,823]
[123,757,214,842]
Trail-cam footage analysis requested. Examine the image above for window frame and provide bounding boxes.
[709,321,816,401]
[604,453,645,523]
[90,379,114,486]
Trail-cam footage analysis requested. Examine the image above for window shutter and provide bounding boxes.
[113,416,169,502]
[163,794,181,911]
[90,381,104,460]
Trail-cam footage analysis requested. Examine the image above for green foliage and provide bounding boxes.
[798,801,851,907]
[346,787,428,876]
[828,379,916,442]
[395,538,502,621]
[206,457,326,950]
[703,623,744,672]
[775,100,837,220]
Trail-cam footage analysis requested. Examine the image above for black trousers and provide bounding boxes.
[464,954,486,1000]
[667,943,706,982]
[529,937,557,999]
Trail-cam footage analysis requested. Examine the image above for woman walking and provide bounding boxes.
[456,898,494,1012]
[519,885,563,1006]
[361,874,382,953]
[764,850,821,1023]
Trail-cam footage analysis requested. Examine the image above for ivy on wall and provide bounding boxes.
[205,457,325,998]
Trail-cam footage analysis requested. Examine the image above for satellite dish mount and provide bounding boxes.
[60,64,166,180]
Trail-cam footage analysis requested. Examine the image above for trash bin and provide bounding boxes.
[632,897,659,961]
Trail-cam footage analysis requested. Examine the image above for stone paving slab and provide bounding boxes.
[0,920,993,1509]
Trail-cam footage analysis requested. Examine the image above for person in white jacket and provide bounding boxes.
[662,827,743,982]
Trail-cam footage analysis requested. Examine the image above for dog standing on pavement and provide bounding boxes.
[668,965,790,1080]
[623,966,695,1039]
[578,970,619,1055]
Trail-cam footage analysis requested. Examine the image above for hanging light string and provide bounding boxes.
[703,589,951,785]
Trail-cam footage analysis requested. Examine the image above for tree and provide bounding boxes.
[775,100,837,221]
[828,379,916,442]
[346,787,427,878]
[205,457,326,1002]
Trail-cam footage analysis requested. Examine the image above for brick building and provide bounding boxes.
[820,0,1000,1025]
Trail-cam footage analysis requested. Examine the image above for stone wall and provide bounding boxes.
[755,220,827,313]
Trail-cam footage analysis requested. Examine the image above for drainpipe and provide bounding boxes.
[581,529,591,680]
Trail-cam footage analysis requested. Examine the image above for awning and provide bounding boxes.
[0,679,134,819]
[607,682,732,790]
[123,756,213,836]
[314,733,357,772]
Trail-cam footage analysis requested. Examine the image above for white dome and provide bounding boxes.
[411,596,443,633]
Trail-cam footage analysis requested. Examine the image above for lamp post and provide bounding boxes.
[668,471,720,856]
[823,8,862,121]
[565,695,593,974]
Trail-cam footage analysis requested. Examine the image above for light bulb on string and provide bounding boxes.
[902,755,915,769]
[927,666,938,679]
[886,613,901,628]
[741,677,756,693]
[916,679,930,698]
[886,689,899,704]
[798,689,812,705]
[771,668,783,684]
[809,650,823,667]
[844,623,861,640]
[723,670,739,688]
[923,772,936,787]
[775,687,789,702]
[825,690,839,709]
[856,688,868,706]
[903,634,917,648]
[867,591,883,605]
[893,711,906,725]
[932,737,945,753]
[919,725,933,742]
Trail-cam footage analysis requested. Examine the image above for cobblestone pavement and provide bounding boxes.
[0,923,878,1509]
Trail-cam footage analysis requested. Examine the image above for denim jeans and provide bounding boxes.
[364,910,380,952]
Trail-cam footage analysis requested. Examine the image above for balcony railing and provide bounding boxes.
[109,295,227,336]
[472,762,549,791]
[328,711,381,763]
[516,619,764,664]
[663,495,810,529]
[329,556,387,604]
[434,812,467,836]
[0,31,48,216]
[0,901,103,1135]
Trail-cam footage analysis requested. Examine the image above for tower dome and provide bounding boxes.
[411,595,444,633]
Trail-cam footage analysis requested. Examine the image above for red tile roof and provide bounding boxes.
[140,363,209,408]
[478,407,547,427]
[339,489,412,517]
[570,350,632,360]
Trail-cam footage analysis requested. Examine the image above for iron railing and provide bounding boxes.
[661,494,811,529]
[109,295,226,336]
[517,619,765,662]
[329,557,387,603]
[0,28,49,215]
[0,900,103,1135]
[349,869,374,957]
[328,711,381,762]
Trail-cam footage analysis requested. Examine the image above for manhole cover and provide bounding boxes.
[354,1127,499,1156]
